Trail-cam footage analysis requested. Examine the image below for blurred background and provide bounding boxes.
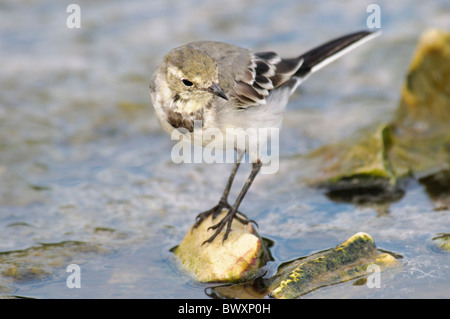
[0,0,449,298]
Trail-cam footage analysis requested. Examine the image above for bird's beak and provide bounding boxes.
[208,82,228,101]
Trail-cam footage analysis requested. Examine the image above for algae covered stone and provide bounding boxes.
[395,29,450,128]
[389,28,450,178]
[432,233,450,253]
[267,232,399,299]
[174,210,270,283]
[207,232,400,299]
[0,240,110,293]
[306,29,450,204]
[307,124,403,204]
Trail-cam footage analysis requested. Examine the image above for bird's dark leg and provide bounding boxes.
[203,159,262,244]
[193,151,244,229]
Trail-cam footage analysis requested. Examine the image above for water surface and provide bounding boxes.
[0,0,449,298]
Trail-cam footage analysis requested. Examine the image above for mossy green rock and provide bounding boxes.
[395,29,450,128]
[0,241,110,294]
[389,29,450,177]
[307,29,450,202]
[211,232,400,299]
[268,232,399,299]
[432,233,450,252]
[307,124,399,197]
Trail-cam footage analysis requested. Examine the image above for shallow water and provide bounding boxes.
[0,0,449,298]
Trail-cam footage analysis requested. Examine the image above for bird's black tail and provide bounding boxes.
[295,30,381,80]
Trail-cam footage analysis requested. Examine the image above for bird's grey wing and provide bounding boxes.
[196,30,380,108]
[230,51,303,107]
[189,41,303,107]
[236,30,382,108]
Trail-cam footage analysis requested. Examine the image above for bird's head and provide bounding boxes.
[164,46,228,109]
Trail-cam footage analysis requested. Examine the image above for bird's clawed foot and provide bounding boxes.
[193,200,231,230]
[192,200,258,244]
[195,206,257,245]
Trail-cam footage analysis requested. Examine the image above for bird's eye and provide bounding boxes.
[182,79,194,87]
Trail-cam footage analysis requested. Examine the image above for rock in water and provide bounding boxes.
[432,233,450,253]
[267,232,399,299]
[209,232,400,299]
[174,210,270,283]
[396,29,450,128]
[306,29,450,205]
[307,124,403,204]
[389,28,450,178]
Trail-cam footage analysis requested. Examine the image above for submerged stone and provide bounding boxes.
[174,210,270,283]
[419,170,450,210]
[267,232,399,299]
[432,233,450,252]
[209,232,400,299]
[0,241,110,288]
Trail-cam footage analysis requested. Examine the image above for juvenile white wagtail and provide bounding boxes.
[150,30,380,244]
